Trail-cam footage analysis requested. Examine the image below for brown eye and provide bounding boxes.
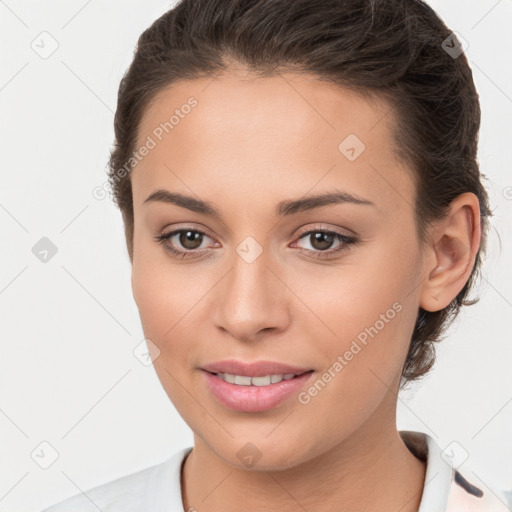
[178,230,204,250]
[154,227,216,259]
[292,228,358,260]
[308,232,335,251]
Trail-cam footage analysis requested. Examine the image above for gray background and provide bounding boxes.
[1,1,511,510]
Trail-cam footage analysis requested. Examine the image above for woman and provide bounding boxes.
[42,0,510,510]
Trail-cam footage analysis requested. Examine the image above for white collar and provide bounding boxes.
[401,430,455,511]
[144,431,510,511]
[400,430,510,512]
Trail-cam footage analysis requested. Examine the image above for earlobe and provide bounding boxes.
[419,193,481,312]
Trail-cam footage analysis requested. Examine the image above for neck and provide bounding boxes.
[181,415,426,512]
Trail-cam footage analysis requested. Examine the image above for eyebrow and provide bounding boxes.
[143,189,376,218]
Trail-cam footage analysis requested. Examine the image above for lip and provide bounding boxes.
[201,359,313,377]
[200,360,315,413]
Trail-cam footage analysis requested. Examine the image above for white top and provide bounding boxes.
[41,430,511,512]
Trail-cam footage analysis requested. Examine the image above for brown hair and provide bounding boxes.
[107,0,492,387]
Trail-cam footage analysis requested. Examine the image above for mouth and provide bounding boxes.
[201,367,315,412]
[205,370,313,386]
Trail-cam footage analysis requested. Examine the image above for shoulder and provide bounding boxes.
[39,465,156,512]
[447,467,512,512]
[40,447,192,512]
[399,430,511,512]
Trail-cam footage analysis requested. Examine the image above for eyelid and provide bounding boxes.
[156,222,358,259]
[160,223,217,241]
[159,222,353,243]
[294,222,355,238]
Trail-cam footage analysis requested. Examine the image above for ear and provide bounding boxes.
[419,192,482,312]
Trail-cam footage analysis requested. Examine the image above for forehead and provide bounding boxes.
[137,70,394,150]
[132,70,414,218]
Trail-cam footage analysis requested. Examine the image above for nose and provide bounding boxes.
[212,248,291,342]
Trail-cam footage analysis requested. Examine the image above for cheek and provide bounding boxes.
[132,263,192,338]
[131,259,215,433]
[131,262,200,403]
[302,237,421,378]
[132,226,194,335]
[132,260,167,338]
[131,253,218,371]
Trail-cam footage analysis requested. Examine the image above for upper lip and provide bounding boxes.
[201,359,313,377]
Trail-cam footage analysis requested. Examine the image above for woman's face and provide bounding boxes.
[130,70,429,470]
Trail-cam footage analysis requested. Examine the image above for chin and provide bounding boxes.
[202,432,318,473]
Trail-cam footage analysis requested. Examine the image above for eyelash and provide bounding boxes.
[154,226,358,260]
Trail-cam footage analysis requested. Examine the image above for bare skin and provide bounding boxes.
[129,67,481,512]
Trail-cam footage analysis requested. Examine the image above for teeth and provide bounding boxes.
[234,375,252,386]
[252,375,272,386]
[217,373,299,386]
[223,373,236,384]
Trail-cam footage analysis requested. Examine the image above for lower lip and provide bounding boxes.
[202,370,315,412]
